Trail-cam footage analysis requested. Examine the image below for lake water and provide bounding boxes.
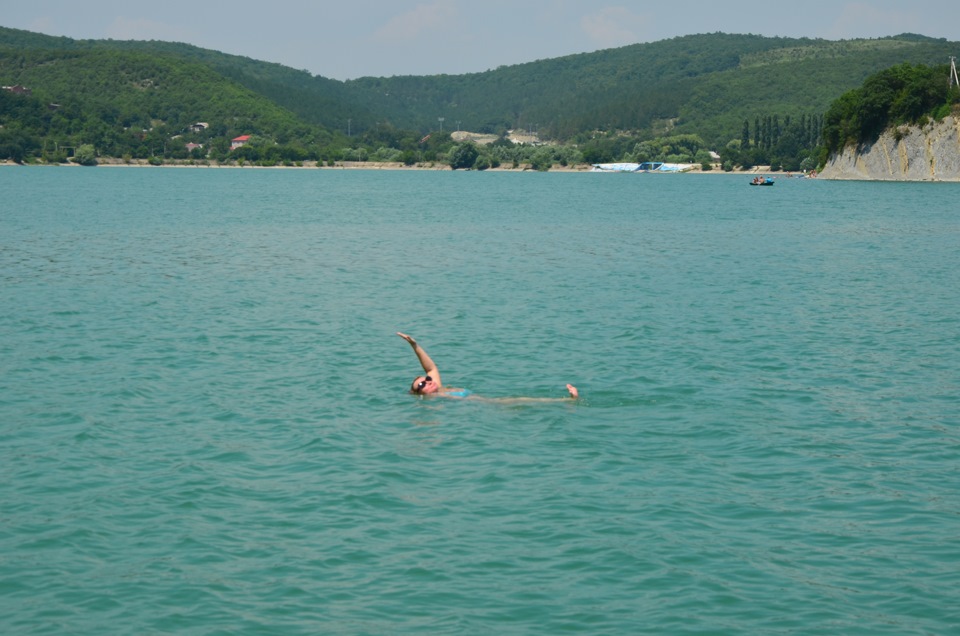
[2,166,958,635]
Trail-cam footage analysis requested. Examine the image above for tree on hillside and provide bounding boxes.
[822,63,959,155]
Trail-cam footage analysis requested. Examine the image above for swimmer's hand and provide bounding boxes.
[397,332,416,346]
[566,384,579,398]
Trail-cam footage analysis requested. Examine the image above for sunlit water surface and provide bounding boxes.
[2,167,958,634]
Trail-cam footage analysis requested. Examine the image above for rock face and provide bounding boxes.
[820,116,960,181]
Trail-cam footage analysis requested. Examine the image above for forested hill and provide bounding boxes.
[1,25,958,166]
[343,33,959,144]
[0,26,370,132]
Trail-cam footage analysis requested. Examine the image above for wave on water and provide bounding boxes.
[1,169,958,634]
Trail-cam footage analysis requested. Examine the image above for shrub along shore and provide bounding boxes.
[3,158,785,174]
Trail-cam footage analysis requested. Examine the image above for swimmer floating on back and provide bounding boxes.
[397,332,578,402]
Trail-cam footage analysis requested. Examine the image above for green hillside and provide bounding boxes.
[1,25,958,169]
[0,26,369,134]
[0,37,336,162]
[341,33,958,145]
[343,33,797,139]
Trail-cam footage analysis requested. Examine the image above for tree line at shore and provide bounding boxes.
[0,81,821,171]
[1,28,958,170]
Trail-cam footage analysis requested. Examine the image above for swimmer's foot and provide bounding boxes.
[566,384,579,399]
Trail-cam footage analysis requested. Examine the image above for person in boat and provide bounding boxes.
[397,332,579,401]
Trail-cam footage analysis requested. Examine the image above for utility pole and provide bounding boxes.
[438,117,444,133]
[950,57,959,89]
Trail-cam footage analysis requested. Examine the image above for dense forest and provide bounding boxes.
[1,26,958,170]
[0,47,332,164]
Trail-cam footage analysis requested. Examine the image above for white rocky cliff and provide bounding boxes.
[820,115,960,181]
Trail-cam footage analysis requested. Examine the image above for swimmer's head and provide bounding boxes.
[411,375,438,395]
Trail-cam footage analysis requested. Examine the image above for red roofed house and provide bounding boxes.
[231,135,251,150]
[2,84,32,96]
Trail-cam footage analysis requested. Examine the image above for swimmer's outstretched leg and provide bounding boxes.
[566,384,579,398]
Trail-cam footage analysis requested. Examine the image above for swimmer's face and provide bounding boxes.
[411,375,438,394]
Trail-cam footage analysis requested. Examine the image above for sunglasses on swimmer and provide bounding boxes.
[415,375,433,393]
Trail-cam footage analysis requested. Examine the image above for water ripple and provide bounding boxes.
[1,169,958,634]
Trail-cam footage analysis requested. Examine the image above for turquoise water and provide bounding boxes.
[2,166,958,634]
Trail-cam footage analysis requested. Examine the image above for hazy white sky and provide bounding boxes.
[3,1,958,80]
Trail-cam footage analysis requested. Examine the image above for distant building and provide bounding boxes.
[2,85,32,96]
[185,143,204,152]
[191,122,209,133]
[231,135,251,150]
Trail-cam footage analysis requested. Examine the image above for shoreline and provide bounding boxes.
[0,159,777,174]
[12,159,960,181]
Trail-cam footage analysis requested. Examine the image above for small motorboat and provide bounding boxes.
[750,176,775,186]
